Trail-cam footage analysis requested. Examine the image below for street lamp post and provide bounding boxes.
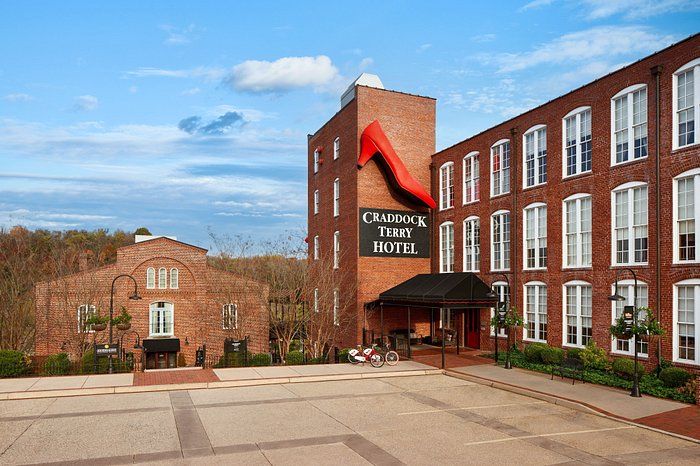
[109,274,141,374]
[490,273,511,369]
[608,268,641,398]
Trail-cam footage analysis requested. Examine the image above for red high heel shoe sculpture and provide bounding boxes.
[358,120,436,209]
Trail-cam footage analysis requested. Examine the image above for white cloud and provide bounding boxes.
[128,86,138,94]
[3,93,34,102]
[73,95,99,112]
[125,66,226,82]
[224,55,341,93]
[491,26,675,73]
[359,57,374,71]
[160,24,197,45]
[471,34,497,43]
[416,43,432,53]
[582,0,699,19]
[181,87,201,96]
[520,0,556,11]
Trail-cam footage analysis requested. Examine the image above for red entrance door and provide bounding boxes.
[465,309,480,349]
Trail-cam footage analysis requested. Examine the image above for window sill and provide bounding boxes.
[672,142,700,154]
[523,267,547,272]
[439,206,455,212]
[611,263,649,268]
[523,338,547,344]
[491,268,511,273]
[490,192,511,200]
[522,182,547,191]
[562,171,593,181]
[672,260,700,266]
[610,156,648,169]
[562,343,585,349]
[672,359,700,367]
[489,334,509,339]
[562,266,593,271]
[462,200,480,206]
[610,351,649,359]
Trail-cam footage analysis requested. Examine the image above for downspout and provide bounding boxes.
[430,161,436,272]
[651,64,663,371]
[510,127,519,312]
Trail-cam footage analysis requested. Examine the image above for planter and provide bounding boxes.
[116,323,131,331]
[612,330,633,340]
[92,323,107,332]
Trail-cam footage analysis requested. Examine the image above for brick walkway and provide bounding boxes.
[411,348,493,369]
[133,368,220,386]
[634,405,700,441]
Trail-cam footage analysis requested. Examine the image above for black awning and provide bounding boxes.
[143,338,180,353]
[377,272,498,308]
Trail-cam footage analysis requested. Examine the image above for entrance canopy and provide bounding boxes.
[376,272,498,308]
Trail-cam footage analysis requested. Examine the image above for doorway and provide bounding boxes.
[464,308,480,349]
[145,352,177,369]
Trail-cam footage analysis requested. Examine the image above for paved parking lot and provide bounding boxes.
[0,374,698,465]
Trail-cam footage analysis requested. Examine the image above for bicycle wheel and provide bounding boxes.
[385,350,399,366]
[370,353,385,368]
[348,349,360,364]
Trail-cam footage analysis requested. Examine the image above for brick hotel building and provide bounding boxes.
[308,34,700,371]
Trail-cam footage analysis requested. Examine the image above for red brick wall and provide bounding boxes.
[34,237,269,365]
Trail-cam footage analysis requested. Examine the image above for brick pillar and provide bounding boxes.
[132,348,144,372]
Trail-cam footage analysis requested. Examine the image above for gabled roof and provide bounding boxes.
[118,236,208,253]
[378,272,497,308]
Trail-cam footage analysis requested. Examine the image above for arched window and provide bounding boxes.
[170,268,179,289]
[562,106,592,177]
[333,137,340,160]
[313,235,319,260]
[333,178,340,217]
[523,202,547,270]
[524,281,547,343]
[77,304,96,333]
[313,189,319,215]
[149,301,174,336]
[439,162,454,210]
[673,168,700,264]
[463,216,480,272]
[562,193,592,268]
[610,280,648,356]
[490,139,510,197]
[491,210,510,271]
[333,231,340,269]
[439,221,454,273]
[158,268,167,289]
[611,84,647,165]
[146,267,155,289]
[223,303,237,330]
[611,182,648,265]
[463,151,480,204]
[523,125,547,188]
[563,281,593,348]
[673,58,700,149]
[674,279,700,365]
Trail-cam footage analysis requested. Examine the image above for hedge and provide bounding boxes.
[284,350,304,365]
[659,367,693,388]
[523,343,549,363]
[0,350,28,377]
[611,357,645,379]
[248,353,272,366]
[43,353,71,376]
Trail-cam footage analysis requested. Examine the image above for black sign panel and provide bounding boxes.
[225,338,247,354]
[143,338,181,353]
[359,208,430,258]
[95,343,119,356]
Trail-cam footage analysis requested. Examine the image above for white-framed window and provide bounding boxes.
[333,231,340,269]
[673,279,700,365]
[611,84,648,165]
[491,139,510,197]
[563,107,592,178]
[313,288,319,312]
[523,125,547,188]
[524,282,548,343]
[612,182,648,265]
[333,178,340,217]
[610,281,649,356]
[77,304,96,333]
[524,203,547,270]
[333,137,340,160]
[158,267,167,289]
[490,281,509,337]
[149,301,174,336]
[673,58,699,150]
[313,189,319,215]
[439,162,454,210]
[439,221,454,273]
[673,168,700,264]
[563,281,593,348]
[170,268,179,289]
[463,216,480,272]
[463,151,480,204]
[563,193,592,268]
[222,303,237,330]
[146,267,155,289]
[313,235,319,260]
[491,210,510,271]
[313,149,320,173]
[333,289,340,326]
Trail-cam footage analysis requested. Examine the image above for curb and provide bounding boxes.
[0,369,440,401]
[445,369,700,445]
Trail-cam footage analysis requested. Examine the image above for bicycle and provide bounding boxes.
[347,344,385,367]
[382,343,400,366]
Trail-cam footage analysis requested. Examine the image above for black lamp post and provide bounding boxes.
[608,268,641,398]
[109,274,141,374]
[490,273,511,369]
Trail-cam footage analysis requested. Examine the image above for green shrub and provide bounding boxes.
[43,353,71,376]
[579,342,609,371]
[285,350,304,365]
[248,353,271,366]
[338,348,350,363]
[611,358,645,379]
[80,350,130,373]
[541,347,564,365]
[523,343,549,363]
[659,367,692,388]
[0,350,29,377]
[309,356,327,364]
[566,347,583,360]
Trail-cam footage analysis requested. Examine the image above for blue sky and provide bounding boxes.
[1,1,698,250]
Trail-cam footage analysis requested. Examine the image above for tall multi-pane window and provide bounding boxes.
[333,231,340,269]
[673,59,699,149]
[563,107,592,177]
[674,169,699,264]
[146,267,155,289]
[611,281,648,356]
[674,280,700,364]
[333,137,340,160]
[333,178,340,217]
[491,140,510,197]
[612,183,648,265]
[333,289,340,326]
[313,235,319,260]
[150,301,174,336]
[440,162,454,210]
[490,282,509,337]
[612,85,647,164]
[440,222,454,273]
[158,267,167,289]
[463,216,480,272]
[170,268,179,289]
[222,303,237,330]
[524,203,547,270]
[313,149,320,174]
[77,304,96,332]
[313,190,319,215]
[523,126,547,188]
[491,211,510,271]
[524,282,547,342]
[463,152,480,204]
[313,288,319,312]
[563,194,592,268]
[564,282,593,347]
